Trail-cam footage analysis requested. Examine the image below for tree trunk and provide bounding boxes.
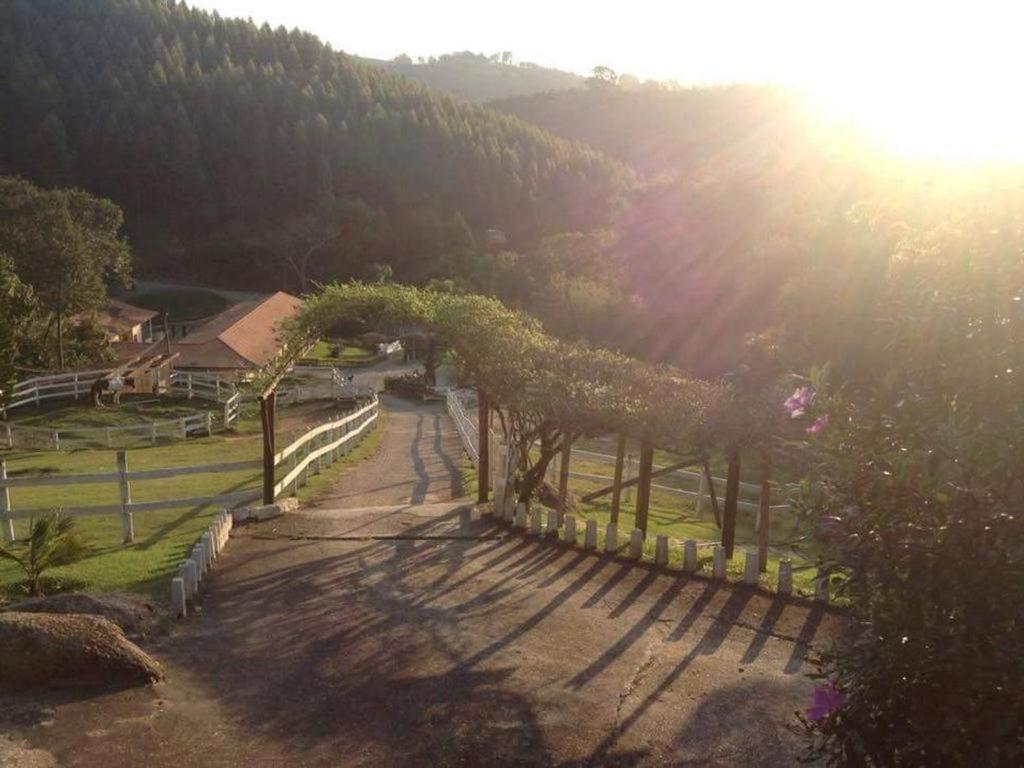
[634,438,655,536]
[721,451,741,559]
[56,309,65,370]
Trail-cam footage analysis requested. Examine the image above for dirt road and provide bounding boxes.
[3,398,840,767]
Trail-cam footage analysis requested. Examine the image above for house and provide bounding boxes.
[95,299,158,343]
[171,291,304,373]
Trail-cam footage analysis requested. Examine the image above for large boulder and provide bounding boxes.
[4,593,162,636]
[0,612,164,691]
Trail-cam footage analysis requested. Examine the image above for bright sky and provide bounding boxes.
[189,0,1024,159]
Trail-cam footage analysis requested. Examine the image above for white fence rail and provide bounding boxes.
[2,412,214,451]
[444,388,792,516]
[3,370,109,414]
[271,396,379,498]
[0,395,382,544]
[169,371,238,403]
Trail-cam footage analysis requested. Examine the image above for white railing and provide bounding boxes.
[271,396,379,498]
[169,371,238,403]
[2,412,214,451]
[222,391,243,429]
[3,370,109,414]
[0,452,262,543]
[0,396,382,543]
[446,389,479,467]
[443,388,791,515]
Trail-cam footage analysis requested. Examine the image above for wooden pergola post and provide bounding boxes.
[757,452,771,572]
[609,433,627,525]
[477,389,490,503]
[557,437,572,516]
[260,391,276,505]
[721,451,741,559]
[634,438,655,535]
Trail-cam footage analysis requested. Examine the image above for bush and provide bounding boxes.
[384,371,428,400]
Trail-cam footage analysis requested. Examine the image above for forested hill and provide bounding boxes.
[0,0,630,288]
[367,52,584,103]
[491,85,806,178]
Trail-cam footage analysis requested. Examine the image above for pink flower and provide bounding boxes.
[806,680,846,723]
[806,414,829,434]
[784,386,816,418]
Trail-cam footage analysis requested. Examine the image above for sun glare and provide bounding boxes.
[794,4,1024,163]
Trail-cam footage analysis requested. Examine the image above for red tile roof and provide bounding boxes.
[173,292,303,370]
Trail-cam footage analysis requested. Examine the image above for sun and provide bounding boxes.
[787,2,1024,163]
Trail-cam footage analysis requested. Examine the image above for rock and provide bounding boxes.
[5,593,162,636]
[0,613,164,691]
[0,737,58,768]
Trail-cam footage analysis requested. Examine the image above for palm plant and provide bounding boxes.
[0,513,89,597]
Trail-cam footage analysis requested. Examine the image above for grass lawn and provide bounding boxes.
[306,340,380,365]
[9,395,218,430]
[0,401,384,603]
[124,287,231,321]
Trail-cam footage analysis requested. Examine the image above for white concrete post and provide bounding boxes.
[545,509,559,536]
[564,515,577,545]
[584,519,598,550]
[192,544,206,579]
[712,545,727,580]
[629,529,644,559]
[171,577,187,617]
[514,502,527,528]
[605,522,618,553]
[683,540,698,572]
[655,534,669,566]
[202,532,214,568]
[116,450,134,543]
[777,558,793,596]
[814,574,830,603]
[743,550,760,586]
[181,559,198,598]
[530,508,543,535]
[504,497,516,523]
[0,460,13,543]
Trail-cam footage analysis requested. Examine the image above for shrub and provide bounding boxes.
[0,513,90,597]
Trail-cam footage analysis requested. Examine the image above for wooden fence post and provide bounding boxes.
[3,422,11,450]
[477,389,490,503]
[610,433,626,525]
[260,392,276,505]
[557,438,572,520]
[73,373,80,400]
[151,422,158,446]
[757,452,771,572]
[117,450,134,543]
[186,374,193,400]
[1,460,13,543]
[205,412,213,436]
[721,452,741,559]
[52,430,60,451]
[634,438,655,536]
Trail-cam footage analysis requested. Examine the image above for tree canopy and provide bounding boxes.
[0,0,631,288]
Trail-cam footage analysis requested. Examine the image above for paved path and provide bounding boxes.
[6,398,840,767]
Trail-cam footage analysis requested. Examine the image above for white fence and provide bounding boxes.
[3,369,110,415]
[0,396,381,544]
[444,388,791,516]
[271,396,379,498]
[2,412,214,451]
[168,371,237,403]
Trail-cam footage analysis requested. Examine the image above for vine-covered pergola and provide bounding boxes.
[255,282,774,560]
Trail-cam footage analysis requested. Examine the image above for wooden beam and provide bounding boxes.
[557,438,572,514]
[702,458,722,528]
[260,391,276,505]
[477,389,490,503]
[757,452,771,573]
[580,457,698,503]
[609,434,626,524]
[721,452,741,559]
[634,438,655,535]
